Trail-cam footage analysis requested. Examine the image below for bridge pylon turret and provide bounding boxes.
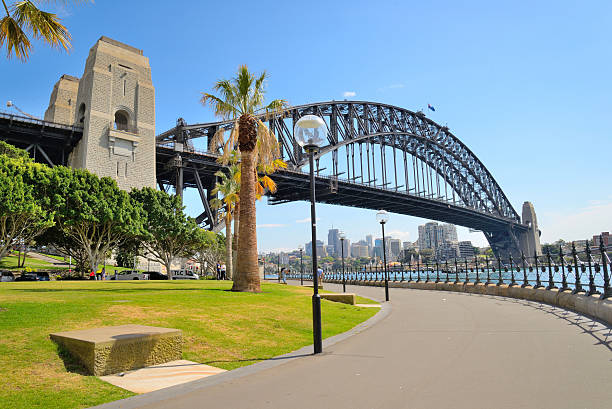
[50,36,157,191]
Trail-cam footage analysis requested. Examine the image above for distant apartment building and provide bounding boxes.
[458,241,475,258]
[306,240,325,257]
[389,239,402,260]
[593,232,610,248]
[350,243,369,258]
[418,221,459,260]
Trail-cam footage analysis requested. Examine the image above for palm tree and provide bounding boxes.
[210,165,239,280]
[201,65,287,292]
[0,1,82,61]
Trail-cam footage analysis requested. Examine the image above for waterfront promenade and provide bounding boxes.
[96,282,611,409]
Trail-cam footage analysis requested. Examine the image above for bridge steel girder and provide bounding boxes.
[157,101,529,259]
[0,112,83,166]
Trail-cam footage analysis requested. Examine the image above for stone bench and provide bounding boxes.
[50,324,182,376]
[321,293,356,305]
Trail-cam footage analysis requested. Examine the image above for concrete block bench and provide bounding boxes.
[321,293,356,305]
[50,324,182,376]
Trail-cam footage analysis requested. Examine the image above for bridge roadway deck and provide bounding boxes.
[156,147,526,233]
[94,282,611,409]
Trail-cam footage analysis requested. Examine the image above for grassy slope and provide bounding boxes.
[0,281,377,409]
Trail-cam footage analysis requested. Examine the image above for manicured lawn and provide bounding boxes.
[0,254,59,270]
[0,280,378,409]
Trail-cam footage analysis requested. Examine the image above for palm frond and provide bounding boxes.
[259,175,277,193]
[200,93,238,120]
[0,16,30,60]
[255,119,280,167]
[14,1,71,51]
[209,127,225,153]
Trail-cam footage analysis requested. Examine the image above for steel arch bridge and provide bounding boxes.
[156,101,539,258]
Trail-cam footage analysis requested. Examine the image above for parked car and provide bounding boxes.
[15,273,38,281]
[170,270,199,280]
[0,271,15,282]
[145,271,168,280]
[110,270,149,280]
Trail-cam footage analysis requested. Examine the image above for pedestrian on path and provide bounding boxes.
[280,267,287,284]
[317,267,323,287]
[89,270,95,280]
[221,264,226,280]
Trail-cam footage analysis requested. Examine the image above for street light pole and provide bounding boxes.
[295,114,326,355]
[277,253,281,283]
[377,210,390,302]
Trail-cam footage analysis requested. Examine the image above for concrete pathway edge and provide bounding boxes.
[90,301,391,409]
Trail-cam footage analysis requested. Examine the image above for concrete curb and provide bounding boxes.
[90,299,391,409]
[328,279,612,326]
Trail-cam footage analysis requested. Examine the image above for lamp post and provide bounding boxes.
[299,245,304,286]
[295,114,326,354]
[377,210,390,301]
[340,231,346,293]
[277,253,281,283]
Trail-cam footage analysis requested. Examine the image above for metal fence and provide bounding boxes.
[286,241,611,299]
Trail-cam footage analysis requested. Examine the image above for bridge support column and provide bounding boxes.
[518,201,542,257]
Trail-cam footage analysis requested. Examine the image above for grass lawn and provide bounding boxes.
[0,280,378,409]
[0,254,60,270]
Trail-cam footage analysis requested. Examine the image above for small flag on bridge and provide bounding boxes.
[427,104,436,112]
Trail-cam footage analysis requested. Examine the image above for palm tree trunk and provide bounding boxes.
[225,209,232,280]
[232,146,260,292]
[232,201,239,279]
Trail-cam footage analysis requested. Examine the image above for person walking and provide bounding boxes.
[101,267,106,281]
[317,267,323,288]
[216,263,221,280]
[280,267,287,284]
[89,270,95,280]
[221,264,227,280]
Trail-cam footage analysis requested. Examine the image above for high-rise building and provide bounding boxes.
[389,239,402,260]
[418,222,460,260]
[373,238,383,259]
[328,228,340,256]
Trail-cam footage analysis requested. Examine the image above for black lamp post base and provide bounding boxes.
[312,294,322,354]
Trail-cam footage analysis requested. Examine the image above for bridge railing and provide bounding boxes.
[0,111,83,132]
[282,240,611,299]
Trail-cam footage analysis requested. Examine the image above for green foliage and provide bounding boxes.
[0,153,54,260]
[0,140,29,160]
[193,230,226,274]
[115,240,141,268]
[49,166,144,271]
[130,187,202,275]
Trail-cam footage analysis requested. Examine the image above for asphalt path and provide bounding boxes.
[95,281,611,409]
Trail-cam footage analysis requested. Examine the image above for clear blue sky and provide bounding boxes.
[2,0,611,252]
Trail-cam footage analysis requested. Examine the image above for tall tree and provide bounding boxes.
[201,65,287,292]
[0,151,54,260]
[193,230,225,276]
[210,165,239,279]
[130,187,203,278]
[0,0,85,61]
[52,166,144,272]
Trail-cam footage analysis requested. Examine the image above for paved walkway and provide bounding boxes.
[95,282,611,409]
